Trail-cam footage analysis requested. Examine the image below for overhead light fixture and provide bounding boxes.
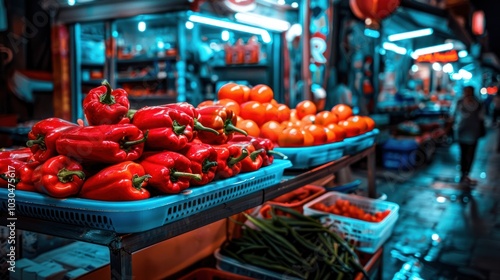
[291,2,298,8]
[364,28,380,38]
[68,0,75,6]
[188,14,271,42]
[138,21,146,32]
[234,13,291,32]
[382,42,407,55]
[458,50,468,58]
[388,28,433,42]
[221,30,230,41]
[442,63,453,73]
[411,43,454,59]
[185,21,194,29]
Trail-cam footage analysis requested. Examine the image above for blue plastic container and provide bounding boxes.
[382,138,419,169]
[343,129,379,155]
[274,141,345,169]
[0,160,292,233]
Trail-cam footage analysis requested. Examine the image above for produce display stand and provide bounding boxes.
[2,145,377,279]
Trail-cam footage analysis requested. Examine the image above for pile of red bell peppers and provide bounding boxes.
[0,81,286,201]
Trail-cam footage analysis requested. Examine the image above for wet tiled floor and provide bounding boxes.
[354,127,500,279]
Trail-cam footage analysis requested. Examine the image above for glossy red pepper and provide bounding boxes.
[212,144,249,180]
[0,158,39,192]
[0,147,33,162]
[228,141,264,173]
[132,106,194,151]
[32,155,86,198]
[139,151,202,194]
[162,102,219,136]
[230,135,287,166]
[79,161,151,201]
[179,142,218,186]
[26,118,79,163]
[196,105,247,145]
[55,124,147,164]
[82,80,130,125]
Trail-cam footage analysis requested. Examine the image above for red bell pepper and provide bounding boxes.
[212,144,249,180]
[230,135,287,166]
[79,161,151,201]
[0,158,39,192]
[0,147,33,162]
[179,142,218,186]
[55,124,147,164]
[162,103,219,136]
[26,118,79,163]
[196,105,247,145]
[139,151,202,194]
[228,142,264,172]
[32,155,86,198]
[132,106,194,151]
[82,80,130,125]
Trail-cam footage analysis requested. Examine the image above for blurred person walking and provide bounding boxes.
[451,85,485,186]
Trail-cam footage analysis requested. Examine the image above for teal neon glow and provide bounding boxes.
[411,43,454,59]
[388,28,433,42]
[234,12,290,32]
[185,21,194,29]
[364,28,380,38]
[458,50,468,58]
[188,14,271,43]
[221,30,230,41]
[382,42,407,55]
[138,21,146,32]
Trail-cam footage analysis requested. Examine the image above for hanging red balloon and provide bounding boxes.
[349,0,401,25]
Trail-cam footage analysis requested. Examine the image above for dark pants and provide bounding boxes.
[459,142,477,177]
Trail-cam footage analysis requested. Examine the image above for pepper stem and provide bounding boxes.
[193,119,220,135]
[127,109,137,120]
[121,130,149,149]
[268,150,288,159]
[250,149,265,161]
[0,174,19,185]
[100,80,116,105]
[26,135,46,150]
[171,170,202,181]
[172,120,186,135]
[132,174,152,190]
[57,168,86,183]
[202,159,218,173]
[228,148,249,167]
[224,119,248,136]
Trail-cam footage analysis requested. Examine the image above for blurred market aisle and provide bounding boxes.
[364,127,500,279]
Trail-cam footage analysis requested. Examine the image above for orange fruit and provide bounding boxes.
[218,83,246,104]
[331,104,353,121]
[326,123,347,141]
[236,119,260,137]
[315,111,339,126]
[240,85,251,103]
[197,100,214,108]
[363,116,375,131]
[249,84,274,103]
[260,120,282,143]
[278,127,304,147]
[303,124,328,145]
[301,114,316,125]
[263,102,280,123]
[324,127,337,143]
[338,120,361,137]
[240,101,266,126]
[216,98,241,116]
[296,100,317,120]
[276,104,291,122]
[347,116,368,134]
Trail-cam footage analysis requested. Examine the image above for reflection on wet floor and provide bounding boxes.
[354,128,500,280]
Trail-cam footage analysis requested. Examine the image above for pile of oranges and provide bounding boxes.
[197,83,376,147]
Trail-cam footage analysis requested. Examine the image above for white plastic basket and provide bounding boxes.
[303,192,399,253]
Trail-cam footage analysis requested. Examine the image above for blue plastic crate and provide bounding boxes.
[382,138,419,170]
[343,129,379,155]
[274,141,344,169]
[0,160,292,233]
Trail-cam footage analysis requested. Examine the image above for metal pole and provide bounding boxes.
[300,0,312,101]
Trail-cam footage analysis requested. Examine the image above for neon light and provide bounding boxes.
[432,63,442,71]
[382,42,407,55]
[415,50,458,63]
[364,28,380,38]
[291,2,298,8]
[458,50,468,58]
[234,12,290,32]
[442,63,453,73]
[221,30,230,41]
[188,14,271,42]
[185,21,194,29]
[411,43,454,59]
[388,28,433,42]
[138,21,146,32]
